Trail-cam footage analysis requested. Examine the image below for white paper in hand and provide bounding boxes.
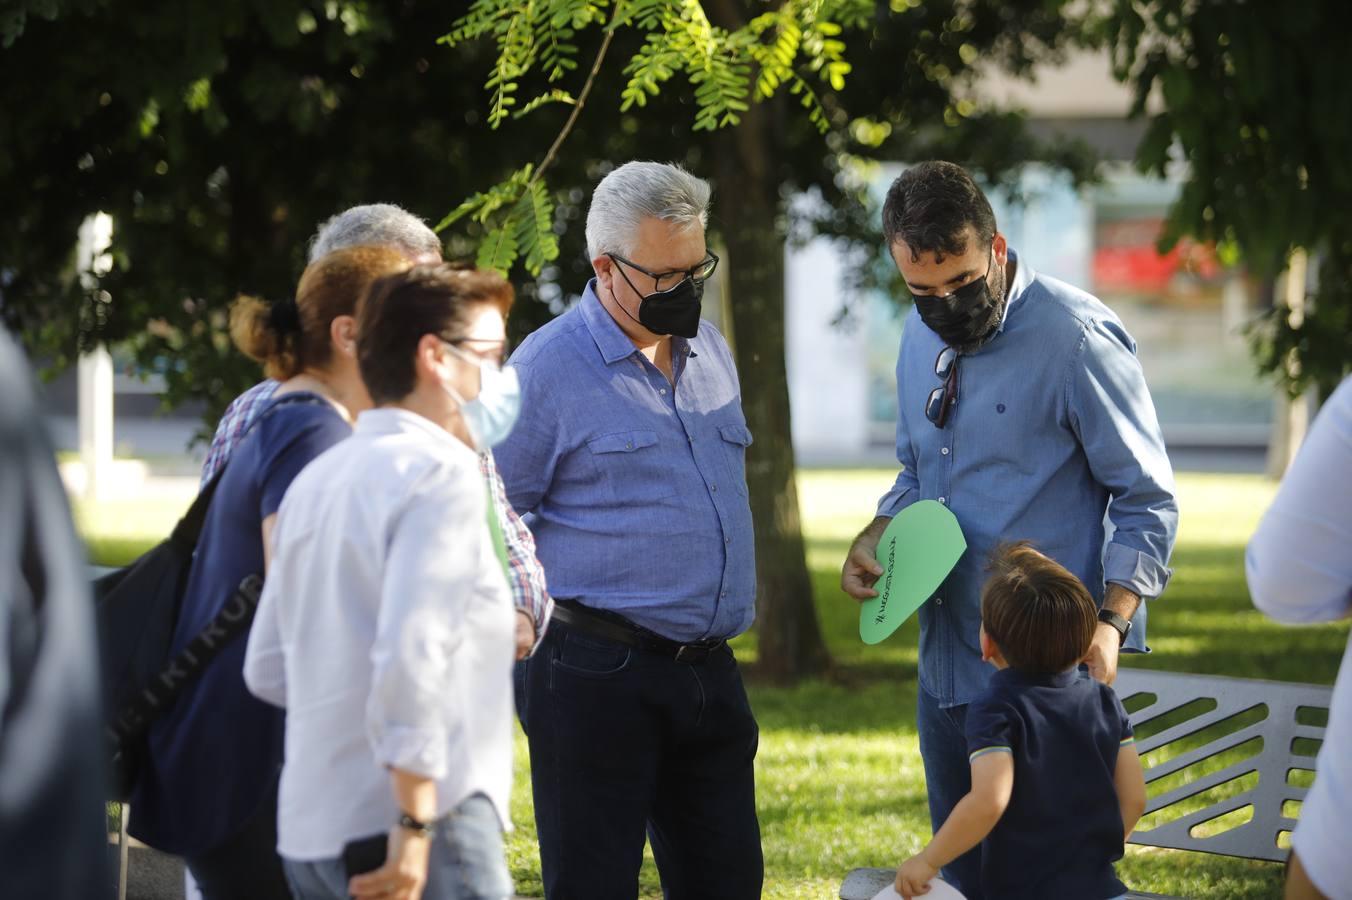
[871,876,966,900]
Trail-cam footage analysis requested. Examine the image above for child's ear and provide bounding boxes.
[979,626,998,663]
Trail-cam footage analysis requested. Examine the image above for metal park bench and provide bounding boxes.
[840,668,1334,900]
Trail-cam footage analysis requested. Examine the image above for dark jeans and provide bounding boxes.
[523,622,763,900]
[916,685,984,900]
[514,658,530,731]
[184,779,290,900]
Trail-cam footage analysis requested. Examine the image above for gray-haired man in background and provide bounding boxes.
[201,203,550,659]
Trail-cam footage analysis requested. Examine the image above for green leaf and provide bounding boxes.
[513,89,578,119]
[434,164,534,232]
[476,222,520,275]
[512,179,560,274]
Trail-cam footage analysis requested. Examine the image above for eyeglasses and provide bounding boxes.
[925,346,959,429]
[606,252,720,294]
[441,335,507,367]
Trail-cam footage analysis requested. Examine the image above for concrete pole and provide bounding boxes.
[76,213,115,500]
[77,347,114,499]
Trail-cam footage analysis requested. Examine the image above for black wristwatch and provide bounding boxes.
[1097,608,1132,646]
[397,812,435,837]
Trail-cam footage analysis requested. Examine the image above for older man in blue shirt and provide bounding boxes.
[495,161,760,900]
[841,161,1178,900]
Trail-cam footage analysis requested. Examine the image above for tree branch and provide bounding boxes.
[529,5,620,187]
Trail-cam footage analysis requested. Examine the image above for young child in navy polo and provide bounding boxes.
[896,542,1147,900]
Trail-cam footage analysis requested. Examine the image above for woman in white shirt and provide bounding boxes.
[1246,377,1352,900]
[244,264,522,900]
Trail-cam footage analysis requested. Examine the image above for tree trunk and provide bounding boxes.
[713,97,830,684]
[1266,253,1316,477]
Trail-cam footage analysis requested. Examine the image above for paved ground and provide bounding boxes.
[110,844,185,900]
[109,836,536,899]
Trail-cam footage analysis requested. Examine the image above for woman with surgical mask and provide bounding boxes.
[244,265,521,900]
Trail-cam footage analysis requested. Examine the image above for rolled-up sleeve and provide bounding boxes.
[1067,318,1178,600]
[243,580,287,709]
[243,512,289,709]
[877,461,919,518]
[1246,378,1352,624]
[366,467,484,780]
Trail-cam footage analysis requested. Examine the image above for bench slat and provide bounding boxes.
[1142,757,1258,812]
[1132,706,1265,759]
[1137,721,1266,783]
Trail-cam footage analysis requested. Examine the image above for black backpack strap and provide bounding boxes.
[168,467,225,551]
[108,573,264,753]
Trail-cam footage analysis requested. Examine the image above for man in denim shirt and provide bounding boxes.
[841,161,1178,899]
[495,162,760,900]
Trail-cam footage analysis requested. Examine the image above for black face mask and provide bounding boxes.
[612,270,704,339]
[912,254,1007,353]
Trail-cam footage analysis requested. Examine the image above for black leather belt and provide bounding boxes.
[550,602,728,664]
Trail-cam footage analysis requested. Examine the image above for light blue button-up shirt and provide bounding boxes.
[879,250,1178,706]
[495,282,756,642]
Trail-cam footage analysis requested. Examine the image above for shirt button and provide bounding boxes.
[935,596,944,606]
[938,496,947,505]
[710,484,718,492]
[625,441,633,449]
[941,447,950,456]
[721,590,728,599]
[659,388,667,395]
[725,535,732,545]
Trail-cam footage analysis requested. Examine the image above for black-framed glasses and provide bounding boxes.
[925,346,960,429]
[606,251,720,294]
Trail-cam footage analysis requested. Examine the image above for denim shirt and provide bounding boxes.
[878,251,1178,706]
[494,282,756,642]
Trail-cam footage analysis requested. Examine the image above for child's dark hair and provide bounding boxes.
[980,542,1097,674]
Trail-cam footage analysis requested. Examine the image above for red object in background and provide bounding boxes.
[1093,218,1220,293]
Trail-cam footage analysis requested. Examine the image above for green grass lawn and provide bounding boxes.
[74,494,190,568]
[79,470,1349,898]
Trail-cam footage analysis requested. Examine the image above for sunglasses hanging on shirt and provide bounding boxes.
[925,346,959,429]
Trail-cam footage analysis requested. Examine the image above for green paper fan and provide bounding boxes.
[859,500,967,645]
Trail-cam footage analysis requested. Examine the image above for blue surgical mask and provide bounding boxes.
[439,342,521,450]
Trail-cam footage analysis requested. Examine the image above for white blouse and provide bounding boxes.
[1246,377,1352,897]
[244,407,515,861]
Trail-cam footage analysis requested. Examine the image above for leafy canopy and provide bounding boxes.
[1100,0,1352,397]
[438,0,873,278]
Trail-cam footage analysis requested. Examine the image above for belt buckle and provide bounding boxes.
[674,643,711,664]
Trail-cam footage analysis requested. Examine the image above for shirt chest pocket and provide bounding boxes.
[715,423,753,497]
[586,430,678,503]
